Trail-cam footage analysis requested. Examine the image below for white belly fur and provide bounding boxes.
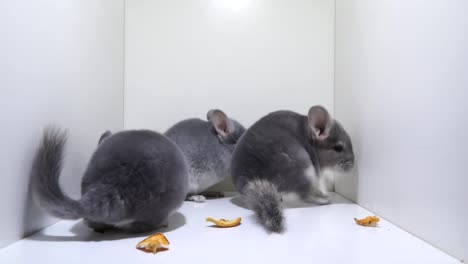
[304,166,335,194]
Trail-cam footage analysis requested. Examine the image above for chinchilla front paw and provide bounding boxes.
[187,195,207,203]
[304,192,333,205]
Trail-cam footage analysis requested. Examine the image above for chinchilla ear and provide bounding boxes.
[207,109,234,140]
[308,105,332,140]
[98,130,112,144]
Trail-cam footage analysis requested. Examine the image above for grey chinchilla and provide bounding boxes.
[164,109,245,202]
[231,106,354,233]
[32,128,188,233]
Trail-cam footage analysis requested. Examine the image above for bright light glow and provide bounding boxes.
[212,0,251,14]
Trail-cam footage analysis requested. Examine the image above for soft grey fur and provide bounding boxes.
[244,179,284,232]
[164,109,245,202]
[32,128,189,233]
[231,106,355,233]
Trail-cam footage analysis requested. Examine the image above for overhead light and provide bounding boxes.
[212,0,251,14]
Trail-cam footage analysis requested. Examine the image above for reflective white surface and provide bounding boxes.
[335,0,468,261]
[0,0,124,249]
[0,193,458,264]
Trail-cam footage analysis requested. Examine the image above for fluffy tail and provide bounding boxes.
[244,179,284,233]
[31,127,84,219]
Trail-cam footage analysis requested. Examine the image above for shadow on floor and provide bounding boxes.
[27,212,186,242]
[230,192,353,210]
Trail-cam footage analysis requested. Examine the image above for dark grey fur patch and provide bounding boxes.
[231,107,354,233]
[32,128,189,233]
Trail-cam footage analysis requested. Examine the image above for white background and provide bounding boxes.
[0,0,124,249]
[124,0,335,131]
[334,0,468,261]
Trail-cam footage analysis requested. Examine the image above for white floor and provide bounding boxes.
[0,193,459,264]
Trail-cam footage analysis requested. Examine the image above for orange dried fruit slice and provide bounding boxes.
[136,233,170,254]
[354,216,380,227]
[206,217,241,228]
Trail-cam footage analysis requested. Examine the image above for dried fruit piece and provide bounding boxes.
[206,217,241,228]
[136,233,170,254]
[354,216,380,227]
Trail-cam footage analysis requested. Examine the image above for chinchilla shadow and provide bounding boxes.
[230,193,353,211]
[229,166,359,210]
[27,212,186,243]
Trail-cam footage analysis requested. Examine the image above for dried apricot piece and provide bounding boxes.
[206,217,241,228]
[354,216,380,227]
[136,233,170,254]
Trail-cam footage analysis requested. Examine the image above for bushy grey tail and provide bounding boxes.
[244,179,284,233]
[31,127,84,219]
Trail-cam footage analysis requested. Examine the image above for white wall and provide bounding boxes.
[335,0,468,261]
[0,0,124,249]
[124,0,335,131]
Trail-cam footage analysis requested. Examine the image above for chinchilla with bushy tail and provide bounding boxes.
[32,128,188,233]
[165,109,245,203]
[231,106,354,233]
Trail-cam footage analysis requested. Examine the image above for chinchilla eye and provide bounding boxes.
[334,144,344,152]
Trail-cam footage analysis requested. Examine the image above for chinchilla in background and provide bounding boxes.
[32,128,188,233]
[231,105,355,233]
[165,109,245,202]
